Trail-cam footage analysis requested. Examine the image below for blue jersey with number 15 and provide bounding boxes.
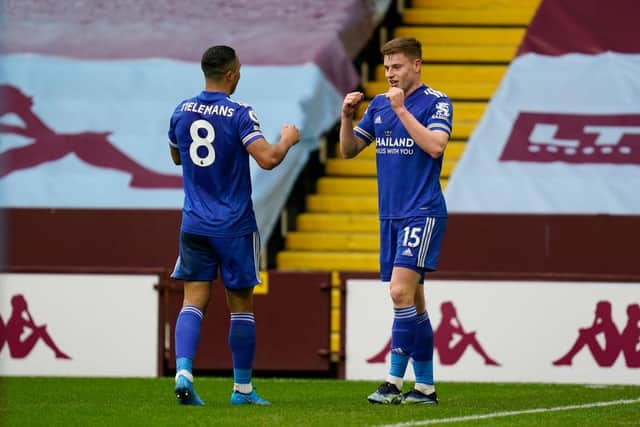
[168,91,264,237]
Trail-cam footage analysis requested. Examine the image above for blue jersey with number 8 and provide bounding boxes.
[168,91,264,237]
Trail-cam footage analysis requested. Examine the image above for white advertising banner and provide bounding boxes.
[346,279,640,384]
[445,52,640,215]
[0,273,159,377]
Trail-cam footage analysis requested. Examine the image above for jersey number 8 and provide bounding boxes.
[189,119,215,167]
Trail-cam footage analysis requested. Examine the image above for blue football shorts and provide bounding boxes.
[171,231,261,290]
[379,216,447,283]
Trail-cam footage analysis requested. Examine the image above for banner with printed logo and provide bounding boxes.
[0,273,159,377]
[445,52,640,214]
[346,279,640,384]
[445,0,640,215]
[0,1,375,245]
[0,58,340,244]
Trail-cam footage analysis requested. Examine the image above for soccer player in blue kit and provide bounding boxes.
[168,45,300,406]
[340,37,453,405]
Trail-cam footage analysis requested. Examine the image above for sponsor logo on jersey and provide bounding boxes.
[375,136,415,147]
[433,102,450,120]
[500,112,640,164]
[401,248,414,257]
[374,115,382,124]
[248,109,260,124]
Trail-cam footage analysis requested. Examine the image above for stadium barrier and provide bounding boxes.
[1,268,638,384]
[0,270,162,377]
[0,269,341,377]
[345,275,640,385]
[158,271,336,375]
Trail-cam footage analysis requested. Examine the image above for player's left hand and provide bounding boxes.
[385,87,405,110]
[280,124,301,147]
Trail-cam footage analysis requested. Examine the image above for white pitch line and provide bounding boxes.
[376,398,640,427]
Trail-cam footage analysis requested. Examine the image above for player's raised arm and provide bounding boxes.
[385,87,449,159]
[247,124,300,170]
[339,91,368,159]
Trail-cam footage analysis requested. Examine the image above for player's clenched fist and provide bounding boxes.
[385,87,405,110]
[280,124,300,147]
[342,91,365,118]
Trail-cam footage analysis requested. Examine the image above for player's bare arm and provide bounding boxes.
[170,146,181,165]
[247,124,300,170]
[339,91,368,158]
[385,87,449,158]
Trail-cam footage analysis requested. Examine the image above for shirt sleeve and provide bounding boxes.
[353,97,376,145]
[237,106,265,147]
[426,97,453,136]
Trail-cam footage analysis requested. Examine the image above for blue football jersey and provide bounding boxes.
[168,91,265,237]
[354,84,452,218]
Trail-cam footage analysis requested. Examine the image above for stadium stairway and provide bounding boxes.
[276,0,541,272]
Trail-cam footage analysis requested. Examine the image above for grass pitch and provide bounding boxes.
[1,377,639,426]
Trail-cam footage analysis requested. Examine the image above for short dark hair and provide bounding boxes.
[381,37,422,60]
[201,45,237,80]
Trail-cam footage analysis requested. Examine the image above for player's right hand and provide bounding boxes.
[342,91,364,118]
[280,124,300,146]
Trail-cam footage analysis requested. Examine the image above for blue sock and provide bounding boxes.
[412,311,434,386]
[389,352,410,379]
[390,306,417,379]
[175,305,204,367]
[176,357,193,374]
[229,312,256,390]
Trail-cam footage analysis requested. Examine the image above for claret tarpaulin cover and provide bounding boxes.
[0,0,376,244]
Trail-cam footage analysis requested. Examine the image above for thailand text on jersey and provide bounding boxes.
[354,84,453,219]
[168,91,265,237]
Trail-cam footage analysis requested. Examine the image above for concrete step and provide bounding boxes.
[317,177,377,195]
[285,231,379,251]
[421,45,518,63]
[296,213,379,232]
[277,250,379,272]
[412,0,540,8]
[306,194,378,213]
[403,7,537,26]
[395,26,526,46]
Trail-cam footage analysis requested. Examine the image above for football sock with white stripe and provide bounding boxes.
[412,311,435,390]
[175,305,204,364]
[388,306,417,385]
[229,312,256,393]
